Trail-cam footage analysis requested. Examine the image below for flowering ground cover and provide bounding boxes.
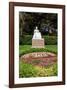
[19,45,57,77]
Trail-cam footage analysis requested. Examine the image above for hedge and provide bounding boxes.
[43,36,57,45]
[19,35,57,45]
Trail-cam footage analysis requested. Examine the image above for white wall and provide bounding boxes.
[0,0,67,90]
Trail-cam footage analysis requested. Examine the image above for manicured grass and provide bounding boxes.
[19,45,57,56]
[19,60,57,78]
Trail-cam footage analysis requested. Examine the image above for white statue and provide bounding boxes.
[33,26,42,39]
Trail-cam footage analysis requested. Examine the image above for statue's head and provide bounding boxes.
[34,26,39,33]
[35,26,38,30]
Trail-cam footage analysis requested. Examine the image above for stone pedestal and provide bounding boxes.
[32,38,44,48]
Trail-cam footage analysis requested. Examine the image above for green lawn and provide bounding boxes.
[19,45,57,56]
[19,45,57,78]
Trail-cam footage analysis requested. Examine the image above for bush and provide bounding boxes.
[43,36,57,45]
[19,35,32,45]
[19,35,57,45]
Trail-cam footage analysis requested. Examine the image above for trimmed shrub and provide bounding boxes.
[19,35,32,45]
[19,35,57,45]
[43,36,57,45]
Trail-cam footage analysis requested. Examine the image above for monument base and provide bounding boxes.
[32,39,44,48]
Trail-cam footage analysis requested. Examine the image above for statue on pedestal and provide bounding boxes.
[32,26,45,48]
[33,26,42,39]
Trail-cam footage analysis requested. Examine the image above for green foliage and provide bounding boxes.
[43,36,57,45]
[19,61,57,77]
[52,62,58,75]
[19,45,57,56]
[35,63,57,77]
[19,61,37,77]
[19,35,32,45]
[19,35,57,45]
[19,45,57,77]
[19,12,57,36]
